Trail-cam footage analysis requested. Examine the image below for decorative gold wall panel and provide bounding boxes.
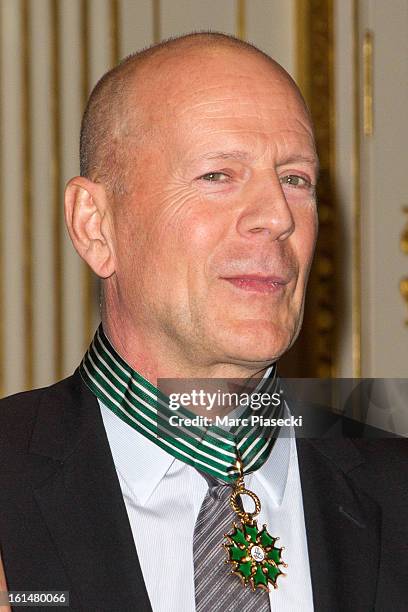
[352,0,362,377]
[153,0,161,43]
[280,0,337,377]
[236,0,246,40]
[22,0,34,388]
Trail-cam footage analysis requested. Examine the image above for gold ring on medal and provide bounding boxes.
[230,488,261,520]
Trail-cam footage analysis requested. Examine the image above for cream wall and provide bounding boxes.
[359,0,408,377]
[0,0,295,396]
[334,0,408,378]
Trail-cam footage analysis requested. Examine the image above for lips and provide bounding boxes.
[221,274,289,294]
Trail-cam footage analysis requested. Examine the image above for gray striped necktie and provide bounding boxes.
[193,473,271,612]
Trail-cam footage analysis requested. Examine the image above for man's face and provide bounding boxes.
[110,48,318,371]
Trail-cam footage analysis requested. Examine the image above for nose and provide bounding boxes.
[236,174,295,241]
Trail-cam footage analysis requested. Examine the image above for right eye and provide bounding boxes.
[198,172,230,182]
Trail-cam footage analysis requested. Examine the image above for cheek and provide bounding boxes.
[117,189,223,291]
[154,183,225,257]
[115,186,193,257]
[294,206,318,273]
[176,212,225,290]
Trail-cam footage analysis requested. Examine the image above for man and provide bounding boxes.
[0,32,407,612]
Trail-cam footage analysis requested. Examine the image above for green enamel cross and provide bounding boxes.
[224,520,287,591]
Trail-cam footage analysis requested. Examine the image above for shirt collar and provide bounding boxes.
[251,402,293,506]
[99,397,175,505]
[99,397,293,507]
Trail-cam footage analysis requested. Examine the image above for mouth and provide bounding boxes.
[221,274,289,294]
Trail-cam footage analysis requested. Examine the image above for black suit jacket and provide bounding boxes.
[0,370,407,611]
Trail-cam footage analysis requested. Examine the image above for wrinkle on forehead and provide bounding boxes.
[141,89,313,146]
[162,80,300,118]
[133,46,306,117]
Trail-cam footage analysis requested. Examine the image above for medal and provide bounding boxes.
[224,457,287,591]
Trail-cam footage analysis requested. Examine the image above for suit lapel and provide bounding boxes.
[297,438,381,611]
[29,370,152,611]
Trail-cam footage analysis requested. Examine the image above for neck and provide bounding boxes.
[102,310,272,386]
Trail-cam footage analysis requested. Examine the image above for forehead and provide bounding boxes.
[131,47,315,160]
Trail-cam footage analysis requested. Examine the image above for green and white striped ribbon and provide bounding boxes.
[80,325,283,483]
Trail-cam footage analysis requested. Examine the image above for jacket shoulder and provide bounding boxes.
[0,372,81,452]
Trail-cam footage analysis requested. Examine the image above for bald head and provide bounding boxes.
[79,32,305,198]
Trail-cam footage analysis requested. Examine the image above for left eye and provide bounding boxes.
[280,175,310,187]
[199,172,229,182]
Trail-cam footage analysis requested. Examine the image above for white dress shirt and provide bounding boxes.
[100,399,314,611]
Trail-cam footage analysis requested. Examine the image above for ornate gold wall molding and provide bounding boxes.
[110,0,120,65]
[236,0,246,41]
[352,0,362,377]
[152,0,161,44]
[293,0,337,377]
[22,0,34,388]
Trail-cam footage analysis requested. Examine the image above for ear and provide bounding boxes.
[64,176,115,278]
